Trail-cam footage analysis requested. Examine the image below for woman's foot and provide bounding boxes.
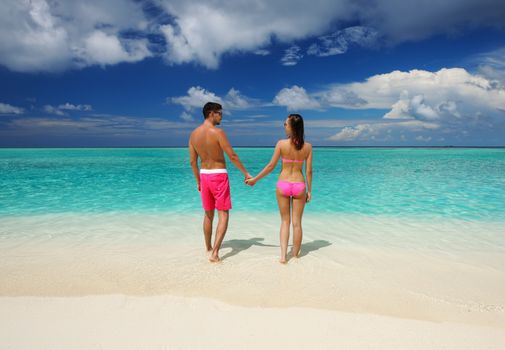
[279,255,287,264]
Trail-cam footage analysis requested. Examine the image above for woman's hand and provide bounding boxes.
[245,177,257,186]
[306,191,311,203]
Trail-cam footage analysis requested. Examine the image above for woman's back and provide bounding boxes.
[278,139,311,182]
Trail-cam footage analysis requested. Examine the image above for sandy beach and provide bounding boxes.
[1,212,505,348]
[2,294,505,350]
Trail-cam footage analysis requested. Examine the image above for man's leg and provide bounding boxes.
[209,210,229,262]
[203,210,214,252]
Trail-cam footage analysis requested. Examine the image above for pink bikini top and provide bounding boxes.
[282,157,304,163]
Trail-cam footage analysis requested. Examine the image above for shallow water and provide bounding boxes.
[1,147,504,219]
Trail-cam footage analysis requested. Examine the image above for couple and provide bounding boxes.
[189,102,313,264]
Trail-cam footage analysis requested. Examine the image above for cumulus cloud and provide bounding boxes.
[328,120,440,141]
[170,86,258,111]
[156,0,505,68]
[1,0,504,71]
[0,0,151,72]
[307,26,379,57]
[75,31,151,67]
[157,0,345,68]
[0,102,24,115]
[44,103,93,116]
[273,86,321,111]
[276,67,505,114]
[309,67,505,142]
[281,45,303,66]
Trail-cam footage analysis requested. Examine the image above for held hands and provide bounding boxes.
[245,176,257,186]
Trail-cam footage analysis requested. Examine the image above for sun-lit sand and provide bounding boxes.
[2,295,505,350]
[1,212,504,348]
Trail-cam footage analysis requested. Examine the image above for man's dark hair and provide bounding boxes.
[203,102,222,119]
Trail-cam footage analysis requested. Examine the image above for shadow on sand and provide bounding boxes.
[297,239,332,258]
[220,237,276,260]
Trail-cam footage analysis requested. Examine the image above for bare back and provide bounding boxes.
[278,139,311,182]
[189,124,226,169]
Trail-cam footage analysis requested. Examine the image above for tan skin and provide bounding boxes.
[189,109,251,262]
[246,117,313,263]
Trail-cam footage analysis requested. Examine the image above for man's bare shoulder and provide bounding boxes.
[211,127,227,140]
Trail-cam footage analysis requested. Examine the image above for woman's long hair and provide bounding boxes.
[288,114,304,150]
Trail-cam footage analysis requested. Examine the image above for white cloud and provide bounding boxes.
[314,67,505,142]
[0,0,151,72]
[157,1,344,68]
[307,26,379,57]
[1,0,504,71]
[273,86,321,111]
[156,0,505,68]
[10,115,195,133]
[170,86,257,111]
[384,92,439,120]
[75,31,151,67]
[328,120,440,141]
[470,47,505,86]
[278,68,504,117]
[44,103,93,116]
[180,111,194,121]
[0,102,24,115]
[281,45,303,66]
[254,49,270,56]
[171,86,222,111]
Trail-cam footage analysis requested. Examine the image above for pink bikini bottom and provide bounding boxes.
[276,181,306,197]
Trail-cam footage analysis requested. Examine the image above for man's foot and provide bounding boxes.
[209,254,220,263]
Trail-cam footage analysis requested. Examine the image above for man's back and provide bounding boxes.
[189,124,226,170]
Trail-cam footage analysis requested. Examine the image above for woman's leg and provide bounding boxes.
[291,192,306,257]
[276,188,291,264]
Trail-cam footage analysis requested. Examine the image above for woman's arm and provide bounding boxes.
[305,144,313,202]
[246,141,282,186]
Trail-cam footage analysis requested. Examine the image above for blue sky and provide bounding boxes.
[0,0,504,147]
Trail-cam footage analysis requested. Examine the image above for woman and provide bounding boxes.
[246,114,313,263]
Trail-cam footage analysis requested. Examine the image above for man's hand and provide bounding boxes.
[197,181,201,192]
[245,176,257,186]
[244,173,252,184]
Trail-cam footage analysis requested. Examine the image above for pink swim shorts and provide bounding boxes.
[200,169,232,211]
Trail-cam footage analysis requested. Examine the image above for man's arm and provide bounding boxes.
[216,129,251,178]
[245,141,281,185]
[188,137,200,191]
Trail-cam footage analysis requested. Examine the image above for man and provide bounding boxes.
[189,102,251,262]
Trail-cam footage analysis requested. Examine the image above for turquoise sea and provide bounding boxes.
[1,147,504,220]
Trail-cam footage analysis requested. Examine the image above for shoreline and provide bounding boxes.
[1,212,504,334]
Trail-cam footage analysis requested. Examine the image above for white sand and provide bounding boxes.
[1,294,505,350]
[1,212,505,348]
